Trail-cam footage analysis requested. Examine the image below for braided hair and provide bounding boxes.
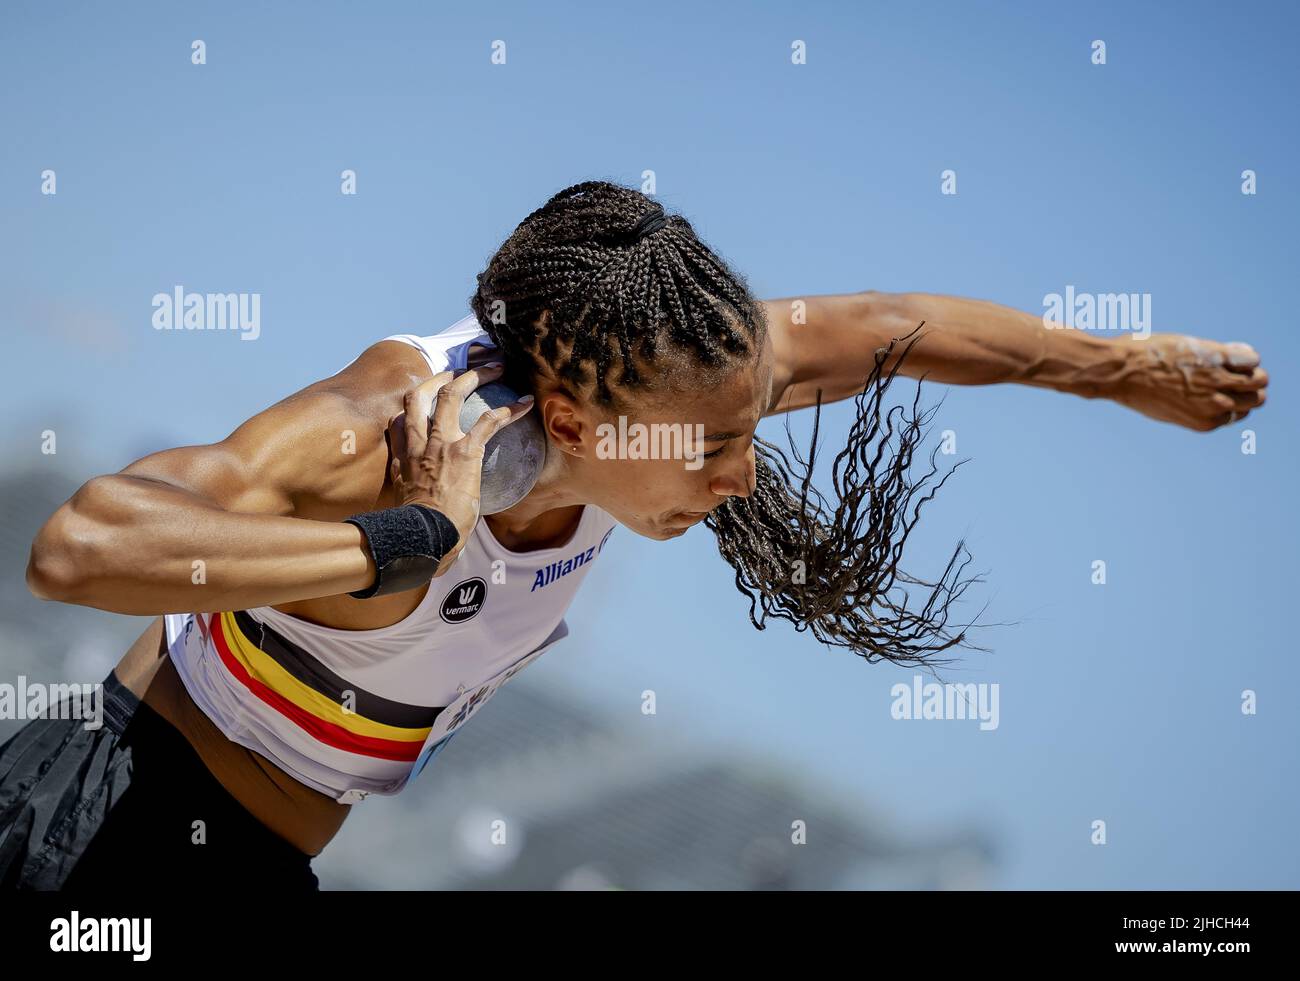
[471,180,984,667]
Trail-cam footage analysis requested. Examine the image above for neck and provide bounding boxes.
[483,449,587,546]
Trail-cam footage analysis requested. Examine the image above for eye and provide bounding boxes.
[701,446,726,459]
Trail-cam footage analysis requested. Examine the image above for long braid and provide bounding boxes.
[471,180,985,666]
[705,327,987,667]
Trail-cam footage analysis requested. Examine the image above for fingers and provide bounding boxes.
[430,363,506,438]
[403,374,451,461]
[1214,358,1267,425]
[1209,344,1267,425]
[395,363,522,470]
[1209,389,1265,412]
[1222,342,1260,373]
[1227,388,1267,411]
[1209,392,1236,413]
[464,395,535,452]
[1201,387,1265,430]
[1205,390,1265,430]
[1217,365,1268,392]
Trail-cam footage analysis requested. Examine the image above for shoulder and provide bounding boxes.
[206,339,428,517]
[324,339,434,398]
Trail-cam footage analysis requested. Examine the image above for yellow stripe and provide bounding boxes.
[219,612,431,743]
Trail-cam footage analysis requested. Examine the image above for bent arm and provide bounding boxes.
[24,366,405,616]
[27,462,378,616]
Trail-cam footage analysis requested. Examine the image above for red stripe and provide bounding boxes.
[208,613,423,762]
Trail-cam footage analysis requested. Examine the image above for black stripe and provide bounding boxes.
[229,610,443,730]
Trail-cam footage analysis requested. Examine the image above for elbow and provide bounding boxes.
[25,478,115,604]
[854,289,901,335]
[26,536,83,603]
[25,548,63,601]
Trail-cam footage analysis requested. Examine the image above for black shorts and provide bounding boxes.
[0,669,319,891]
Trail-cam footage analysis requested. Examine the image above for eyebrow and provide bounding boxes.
[701,431,744,441]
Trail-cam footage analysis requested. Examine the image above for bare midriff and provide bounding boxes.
[116,617,354,857]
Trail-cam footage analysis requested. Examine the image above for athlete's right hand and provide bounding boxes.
[385,363,534,571]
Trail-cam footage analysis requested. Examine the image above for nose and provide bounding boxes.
[709,443,756,500]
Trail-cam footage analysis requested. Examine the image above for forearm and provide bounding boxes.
[872,291,1135,398]
[26,475,378,616]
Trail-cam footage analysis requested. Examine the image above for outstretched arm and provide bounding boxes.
[763,290,1268,432]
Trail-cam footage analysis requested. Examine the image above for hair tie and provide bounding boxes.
[631,205,669,241]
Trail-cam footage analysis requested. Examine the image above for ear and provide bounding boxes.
[540,389,596,454]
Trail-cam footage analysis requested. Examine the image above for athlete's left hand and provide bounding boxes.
[1111,333,1268,432]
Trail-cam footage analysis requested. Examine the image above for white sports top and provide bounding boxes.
[164,315,617,803]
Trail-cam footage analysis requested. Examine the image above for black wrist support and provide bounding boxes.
[344,504,461,599]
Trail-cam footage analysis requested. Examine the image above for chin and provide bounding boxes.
[629,521,689,541]
[643,524,685,540]
[616,510,707,541]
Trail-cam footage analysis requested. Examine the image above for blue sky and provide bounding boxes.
[2,0,1297,887]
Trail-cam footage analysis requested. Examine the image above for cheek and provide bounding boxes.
[597,458,700,511]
